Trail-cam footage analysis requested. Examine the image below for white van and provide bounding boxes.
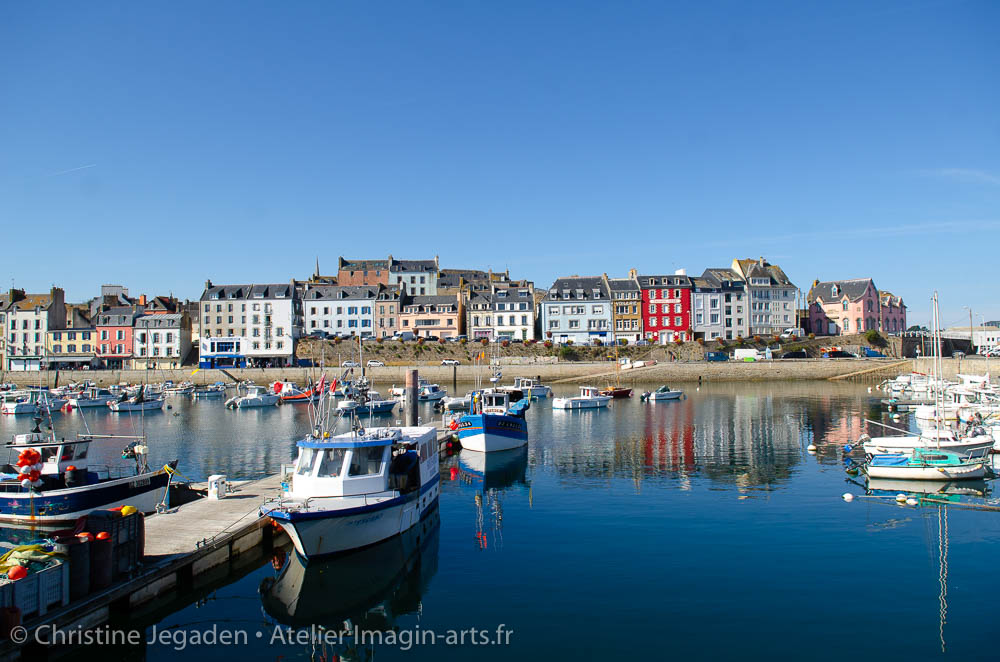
[779,328,805,340]
[733,348,761,361]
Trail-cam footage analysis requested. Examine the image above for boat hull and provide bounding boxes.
[0,466,173,524]
[865,460,987,481]
[457,413,528,452]
[648,391,683,401]
[109,399,165,412]
[265,478,440,560]
[552,397,610,409]
[862,439,993,456]
[600,388,633,399]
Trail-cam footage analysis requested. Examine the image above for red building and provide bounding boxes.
[95,306,140,369]
[637,273,692,343]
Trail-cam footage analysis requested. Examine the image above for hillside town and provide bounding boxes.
[2,253,977,372]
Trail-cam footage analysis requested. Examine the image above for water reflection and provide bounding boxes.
[443,448,529,551]
[259,508,439,659]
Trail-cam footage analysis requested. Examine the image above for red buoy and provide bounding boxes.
[449,467,458,480]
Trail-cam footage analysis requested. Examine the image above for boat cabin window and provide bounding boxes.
[296,447,317,475]
[316,448,347,477]
[74,443,89,460]
[348,446,385,477]
[40,446,59,463]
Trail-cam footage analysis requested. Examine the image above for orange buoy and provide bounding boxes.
[77,532,94,542]
[449,467,458,480]
[6,566,27,581]
[95,532,111,541]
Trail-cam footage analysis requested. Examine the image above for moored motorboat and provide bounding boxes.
[108,386,165,412]
[272,381,321,403]
[642,385,683,401]
[864,447,989,481]
[552,386,612,410]
[225,385,279,409]
[66,387,116,409]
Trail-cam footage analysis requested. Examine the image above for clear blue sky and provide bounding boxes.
[2,0,998,326]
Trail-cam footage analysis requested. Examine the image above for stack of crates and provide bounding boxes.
[86,510,144,579]
[0,561,69,617]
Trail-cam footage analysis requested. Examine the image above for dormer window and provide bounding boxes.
[831,284,839,296]
[211,293,220,300]
[592,289,601,298]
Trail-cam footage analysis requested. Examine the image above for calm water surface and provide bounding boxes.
[2,382,997,661]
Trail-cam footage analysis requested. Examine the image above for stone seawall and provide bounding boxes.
[912,357,994,380]
[2,358,914,387]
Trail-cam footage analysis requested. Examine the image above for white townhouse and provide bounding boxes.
[302,285,378,337]
[133,313,192,369]
[541,276,612,345]
[389,257,440,296]
[4,288,66,371]
[466,292,495,340]
[491,280,536,341]
[730,258,797,337]
[198,281,301,368]
[692,269,749,341]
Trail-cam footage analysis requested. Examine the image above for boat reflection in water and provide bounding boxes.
[260,506,439,646]
[865,477,990,498]
[449,447,529,550]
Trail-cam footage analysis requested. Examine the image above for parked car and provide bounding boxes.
[341,360,360,367]
[441,359,461,366]
[780,350,808,359]
[366,360,385,367]
[981,347,1000,357]
[704,352,728,362]
[823,350,855,359]
[423,335,440,342]
[360,334,376,341]
[635,340,651,346]
[308,330,329,339]
[392,332,415,341]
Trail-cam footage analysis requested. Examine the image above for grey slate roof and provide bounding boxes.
[543,276,610,301]
[403,295,458,312]
[636,274,692,289]
[97,306,139,326]
[809,279,873,303]
[338,257,390,271]
[606,277,640,293]
[303,285,379,301]
[135,314,183,329]
[699,268,746,290]
[200,283,293,301]
[392,259,438,273]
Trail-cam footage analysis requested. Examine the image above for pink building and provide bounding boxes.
[808,279,906,336]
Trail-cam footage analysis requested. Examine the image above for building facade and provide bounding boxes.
[606,274,642,343]
[399,294,463,339]
[133,313,191,369]
[466,292,494,339]
[389,258,439,296]
[96,307,138,369]
[491,280,535,341]
[302,285,378,337]
[5,288,67,371]
[46,327,97,369]
[375,285,403,338]
[637,273,692,343]
[337,258,391,287]
[692,269,748,341]
[541,277,612,345]
[198,281,300,368]
[731,258,797,337]
[879,292,907,335]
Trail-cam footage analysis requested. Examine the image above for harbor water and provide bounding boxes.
[2,381,997,660]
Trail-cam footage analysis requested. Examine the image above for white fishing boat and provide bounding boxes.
[260,423,440,559]
[192,383,227,398]
[418,383,447,401]
[552,386,612,410]
[442,393,473,411]
[66,387,116,409]
[337,390,397,416]
[506,377,551,399]
[643,385,684,401]
[865,448,988,480]
[225,384,279,409]
[163,381,195,396]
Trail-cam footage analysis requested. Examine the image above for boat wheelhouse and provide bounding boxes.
[261,425,440,559]
[457,389,530,453]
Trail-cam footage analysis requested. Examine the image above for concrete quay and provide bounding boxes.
[2,358,919,388]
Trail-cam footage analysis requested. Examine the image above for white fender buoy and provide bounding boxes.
[867,387,872,393]
[895,493,907,503]
[807,443,817,452]
[842,493,854,502]
[892,413,901,420]
[906,498,919,506]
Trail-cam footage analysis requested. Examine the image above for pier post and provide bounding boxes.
[406,369,419,426]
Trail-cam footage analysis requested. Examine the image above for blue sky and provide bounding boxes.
[1,0,998,326]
